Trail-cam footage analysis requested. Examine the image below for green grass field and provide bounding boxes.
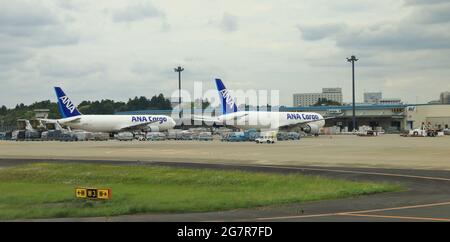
[0,163,401,220]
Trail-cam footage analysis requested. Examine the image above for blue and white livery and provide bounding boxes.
[50,87,176,133]
[198,79,327,135]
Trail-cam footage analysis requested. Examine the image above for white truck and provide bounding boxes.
[255,131,277,144]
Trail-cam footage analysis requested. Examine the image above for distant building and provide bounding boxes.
[428,100,441,104]
[379,98,402,105]
[293,88,342,107]
[34,109,49,119]
[364,92,382,104]
[440,92,450,104]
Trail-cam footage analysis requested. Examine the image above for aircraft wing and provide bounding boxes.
[118,120,161,131]
[192,115,223,125]
[192,113,249,126]
[38,118,57,123]
[49,117,82,125]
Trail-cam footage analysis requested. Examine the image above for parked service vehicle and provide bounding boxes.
[180,131,194,140]
[287,132,301,140]
[46,130,63,140]
[197,132,213,141]
[146,132,167,141]
[58,130,79,142]
[255,131,277,144]
[255,135,276,144]
[277,132,289,141]
[92,132,110,141]
[116,132,134,141]
[444,129,450,135]
[226,132,248,142]
[72,130,93,141]
[41,131,49,140]
[245,129,260,141]
[1,131,12,140]
[25,130,41,140]
[11,130,26,141]
[166,131,175,140]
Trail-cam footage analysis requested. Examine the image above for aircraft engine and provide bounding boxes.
[301,123,320,135]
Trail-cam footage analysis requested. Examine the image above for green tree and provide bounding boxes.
[0,105,7,116]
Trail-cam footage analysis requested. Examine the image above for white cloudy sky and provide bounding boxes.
[1,0,450,107]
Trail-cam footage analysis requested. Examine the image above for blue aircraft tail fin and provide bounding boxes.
[215,79,238,115]
[54,87,82,118]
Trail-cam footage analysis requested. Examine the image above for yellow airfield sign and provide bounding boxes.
[75,187,112,200]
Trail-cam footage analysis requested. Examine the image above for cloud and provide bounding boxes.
[336,23,450,50]
[0,3,57,29]
[37,56,105,79]
[0,1,78,47]
[298,4,450,50]
[408,3,450,24]
[404,0,450,6]
[297,23,345,41]
[219,13,239,32]
[1,0,449,107]
[112,1,164,23]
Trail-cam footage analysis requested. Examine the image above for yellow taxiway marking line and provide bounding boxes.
[249,201,450,221]
[338,213,450,222]
[342,201,450,214]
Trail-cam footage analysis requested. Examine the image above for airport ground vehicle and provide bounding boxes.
[357,129,384,137]
[197,132,213,141]
[255,135,276,144]
[256,131,277,144]
[166,132,175,140]
[72,130,93,141]
[402,122,444,137]
[59,132,77,141]
[116,132,134,141]
[225,132,247,142]
[25,130,41,140]
[146,132,167,141]
[2,131,12,140]
[11,130,25,141]
[245,129,260,141]
[179,131,194,140]
[44,130,63,140]
[92,132,110,141]
[287,132,301,140]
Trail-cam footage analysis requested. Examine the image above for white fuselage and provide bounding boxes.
[58,115,176,133]
[217,111,325,131]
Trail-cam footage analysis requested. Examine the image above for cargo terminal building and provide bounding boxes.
[281,104,450,133]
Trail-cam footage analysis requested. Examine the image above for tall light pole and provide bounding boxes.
[174,66,184,106]
[347,55,358,132]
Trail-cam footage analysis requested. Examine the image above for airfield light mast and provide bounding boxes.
[347,55,358,132]
[174,66,184,106]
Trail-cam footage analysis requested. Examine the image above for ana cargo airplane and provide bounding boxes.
[196,79,329,135]
[48,87,176,133]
